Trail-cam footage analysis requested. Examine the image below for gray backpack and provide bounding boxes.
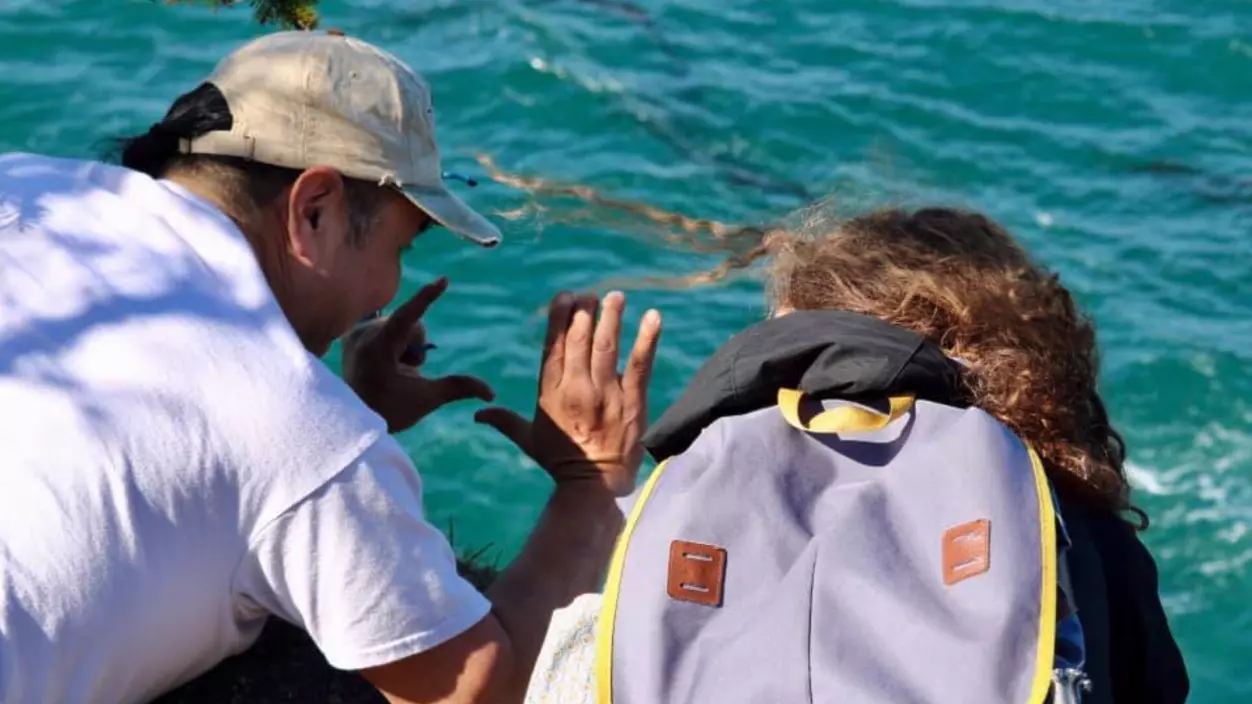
[597,311,1090,704]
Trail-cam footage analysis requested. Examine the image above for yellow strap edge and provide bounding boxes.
[1025,444,1059,704]
[778,388,915,434]
[595,457,672,704]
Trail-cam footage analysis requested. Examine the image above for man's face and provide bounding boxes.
[325,191,434,346]
[280,168,434,356]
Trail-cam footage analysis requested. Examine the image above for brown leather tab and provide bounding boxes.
[942,519,991,586]
[667,540,727,607]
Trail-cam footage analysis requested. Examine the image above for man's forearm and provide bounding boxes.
[485,483,624,696]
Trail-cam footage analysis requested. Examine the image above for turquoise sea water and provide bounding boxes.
[2,0,1249,698]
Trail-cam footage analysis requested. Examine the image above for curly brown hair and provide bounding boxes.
[768,205,1141,524]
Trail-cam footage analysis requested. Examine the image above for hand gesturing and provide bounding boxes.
[343,278,495,434]
[474,291,662,496]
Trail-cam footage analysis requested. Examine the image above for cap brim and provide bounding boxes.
[401,184,502,248]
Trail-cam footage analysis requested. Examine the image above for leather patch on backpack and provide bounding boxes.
[942,519,991,586]
[667,540,727,607]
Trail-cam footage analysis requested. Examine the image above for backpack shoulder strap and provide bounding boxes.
[596,457,674,704]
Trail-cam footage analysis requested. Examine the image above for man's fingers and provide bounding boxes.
[398,322,430,367]
[383,278,449,355]
[473,407,535,459]
[622,309,662,417]
[405,321,428,350]
[540,292,575,393]
[591,291,624,390]
[563,293,599,382]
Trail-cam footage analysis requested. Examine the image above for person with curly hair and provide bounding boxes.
[521,204,1187,704]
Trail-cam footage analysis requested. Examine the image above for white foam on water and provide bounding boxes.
[1126,460,1170,495]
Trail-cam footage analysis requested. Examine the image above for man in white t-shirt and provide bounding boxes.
[0,30,661,704]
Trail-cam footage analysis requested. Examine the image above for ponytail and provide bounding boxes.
[106,82,234,178]
[118,123,182,178]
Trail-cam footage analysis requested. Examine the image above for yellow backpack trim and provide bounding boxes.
[777,388,915,434]
[1026,444,1059,703]
[595,458,673,704]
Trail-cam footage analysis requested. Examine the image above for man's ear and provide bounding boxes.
[286,166,349,271]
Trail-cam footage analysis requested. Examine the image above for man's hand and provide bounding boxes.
[474,290,662,496]
[357,291,662,704]
[343,278,495,434]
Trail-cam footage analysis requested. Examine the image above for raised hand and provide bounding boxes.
[474,290,662,496]
[342,278,494,433]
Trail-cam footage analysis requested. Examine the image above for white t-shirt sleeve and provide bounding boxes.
[232,436,493,671]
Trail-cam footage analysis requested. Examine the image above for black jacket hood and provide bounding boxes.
[641,309,968,461]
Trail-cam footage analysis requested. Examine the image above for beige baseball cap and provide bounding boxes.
[178,30,501,247]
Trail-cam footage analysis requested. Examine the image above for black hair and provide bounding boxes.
[115,82,234,178]
[109,83,387,245]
